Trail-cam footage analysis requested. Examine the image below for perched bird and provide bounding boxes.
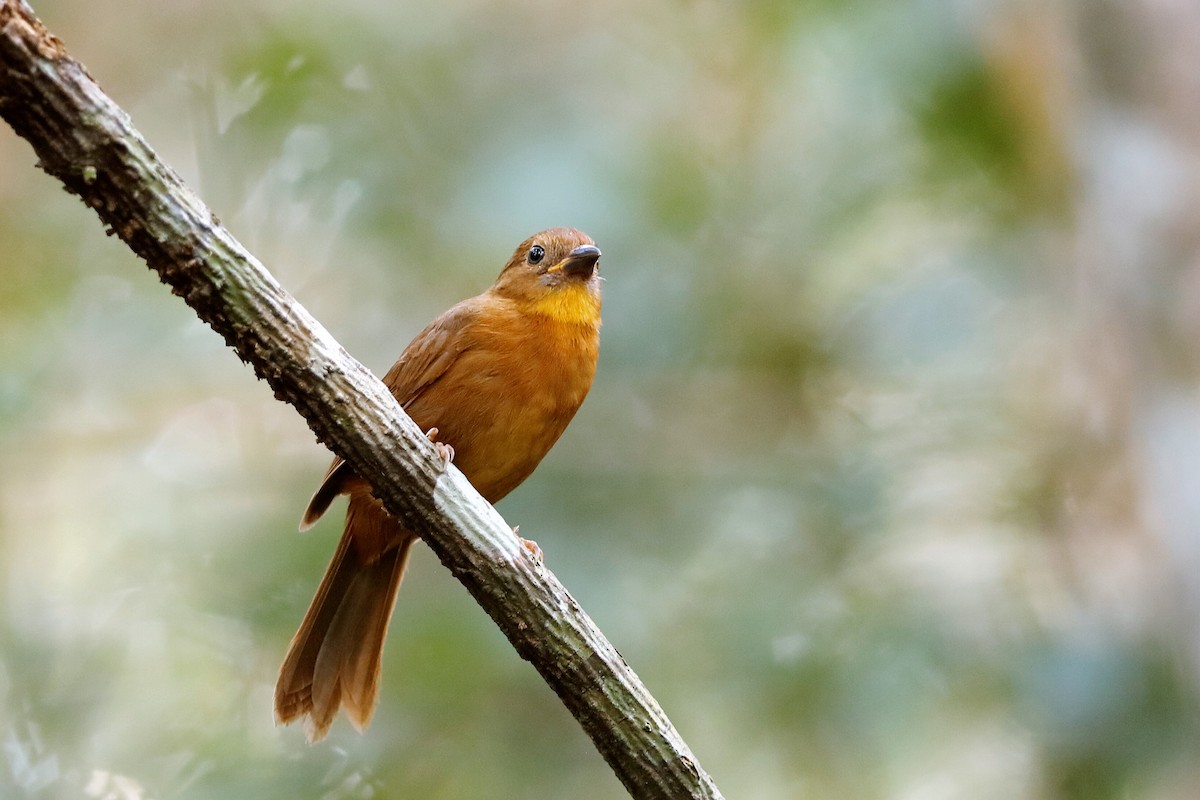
[275,228,602,741]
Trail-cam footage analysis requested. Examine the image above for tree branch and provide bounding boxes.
[0,2,724,798]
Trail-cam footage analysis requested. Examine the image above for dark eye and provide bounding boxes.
[528,244,545,265]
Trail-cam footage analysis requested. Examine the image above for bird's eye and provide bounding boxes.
[528,245,545,265]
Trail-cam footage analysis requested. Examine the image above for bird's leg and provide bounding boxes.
[424,427,455,467]
[511,525,543,564]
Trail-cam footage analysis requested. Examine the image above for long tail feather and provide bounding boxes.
[276,495,414,741]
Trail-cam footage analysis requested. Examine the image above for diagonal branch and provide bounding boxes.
[0,2,724,798]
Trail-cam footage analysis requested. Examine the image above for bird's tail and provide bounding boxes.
[275,495,414,742]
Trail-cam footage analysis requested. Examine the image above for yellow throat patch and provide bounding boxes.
[528,283,602,327]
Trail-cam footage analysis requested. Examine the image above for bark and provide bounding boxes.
[0,2,724,798]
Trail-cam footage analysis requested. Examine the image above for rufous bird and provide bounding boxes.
[275,228,602,741]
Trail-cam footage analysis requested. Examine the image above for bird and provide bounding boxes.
[275,227,602,742]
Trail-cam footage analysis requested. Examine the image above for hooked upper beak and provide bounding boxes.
[550,244,601,278]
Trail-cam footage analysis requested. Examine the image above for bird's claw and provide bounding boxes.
[425,427,455,467]
[513,526,543,564]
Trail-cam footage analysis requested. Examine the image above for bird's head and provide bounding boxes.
[490,228,602,326]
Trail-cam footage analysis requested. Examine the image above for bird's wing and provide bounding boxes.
[380,299,482,410]
[299,456,352,531]
[298,299,485,530]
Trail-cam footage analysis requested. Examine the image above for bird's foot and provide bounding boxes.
[425,427,455,466]
[513,526,543,564]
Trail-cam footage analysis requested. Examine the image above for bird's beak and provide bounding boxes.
[549,244,602,278]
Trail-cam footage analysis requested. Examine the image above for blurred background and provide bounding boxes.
[3,0,1200,797]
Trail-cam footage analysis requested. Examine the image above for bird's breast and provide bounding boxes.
[407,312,598,503]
